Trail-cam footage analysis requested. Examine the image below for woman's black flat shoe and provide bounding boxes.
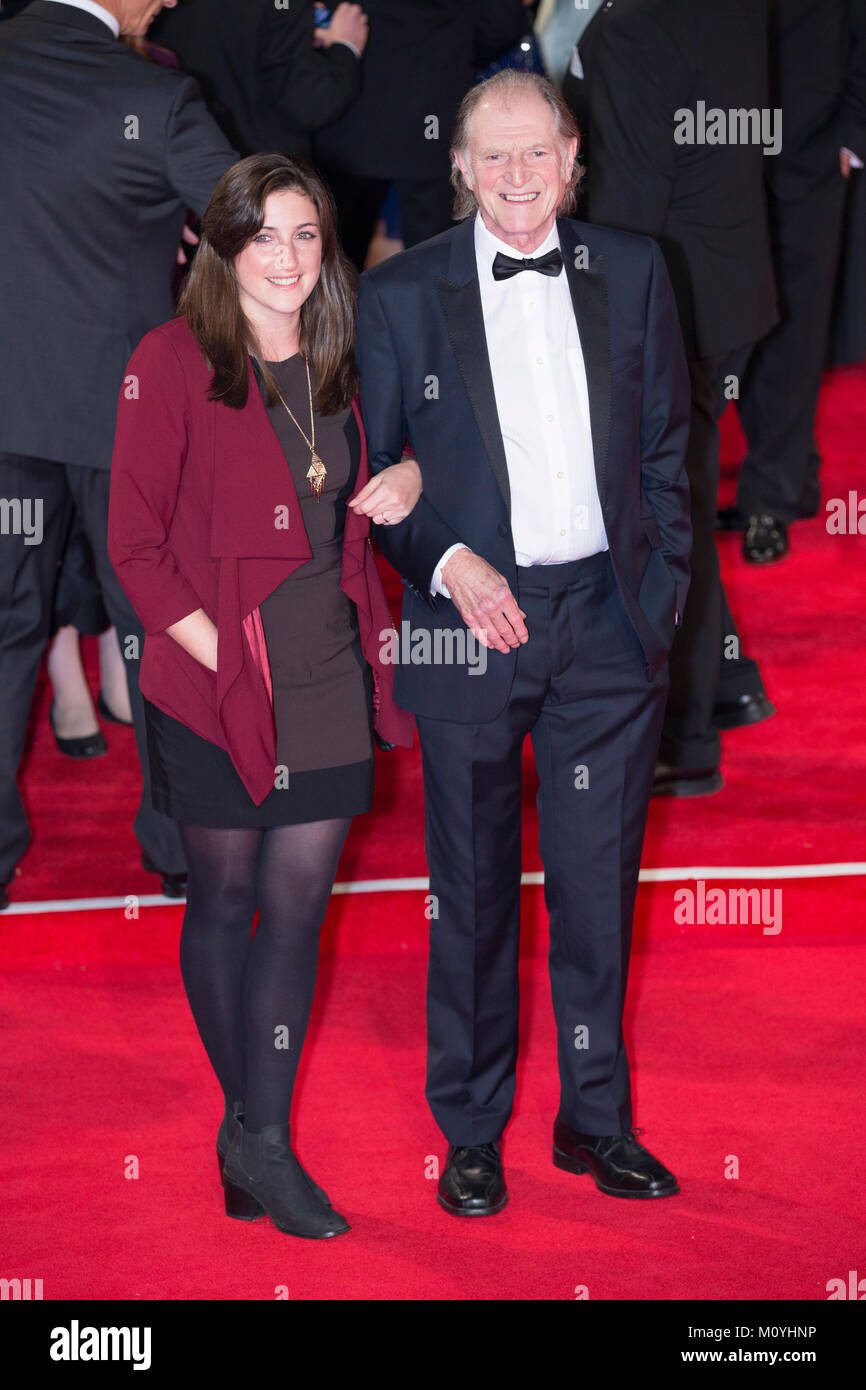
[49,702,107,759]
[97,690,133,725]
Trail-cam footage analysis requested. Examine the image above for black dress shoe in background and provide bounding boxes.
[553,1119,679,1199]
[712,690,776,731]
[743,514,789,563]
[652,762,723,797]
[141,851,187,899]
[437,1142,507,1217]
[49,702,108,759]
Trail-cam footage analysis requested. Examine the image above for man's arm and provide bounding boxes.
[839,0,866,164]
[258,0,362,134]
[582,10,685,237]
[164,76,239,217]
[473,0,530,69]
[356,273,466,602]
[640,240,692,622]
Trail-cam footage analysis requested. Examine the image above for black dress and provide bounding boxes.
[144,354,375,828]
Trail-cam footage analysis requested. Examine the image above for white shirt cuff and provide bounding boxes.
[431,543,468,598]
[842,146,864,168]
[332,39,361,60]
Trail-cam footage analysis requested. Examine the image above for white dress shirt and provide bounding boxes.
[49,0,120,37]
[432,209,608,597]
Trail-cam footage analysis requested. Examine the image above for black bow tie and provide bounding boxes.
[491,247,564,281]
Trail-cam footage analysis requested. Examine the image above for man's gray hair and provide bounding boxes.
[449,70,584,221]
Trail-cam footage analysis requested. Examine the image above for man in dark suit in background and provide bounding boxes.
[564,0,777,796]
[358,72,691,1213]
[149,0,367,160]
[720,0,866,560]
[314,0,530,268]
[0,0,237,908]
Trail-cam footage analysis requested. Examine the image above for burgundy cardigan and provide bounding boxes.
[108,316,415,805]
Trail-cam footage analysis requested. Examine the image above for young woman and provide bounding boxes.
[108,154,419,1239]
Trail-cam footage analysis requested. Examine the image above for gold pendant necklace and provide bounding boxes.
[270,354,327,500]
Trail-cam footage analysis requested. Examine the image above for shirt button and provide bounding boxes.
[560,529,566,537]
[547,414,554,422]
[557,471,564,479]
[528,301,536,310]
[536,356,544,365]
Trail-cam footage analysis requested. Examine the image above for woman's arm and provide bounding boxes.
[347,456,422,525]
[108,327,205,637]
[165,609,218,672]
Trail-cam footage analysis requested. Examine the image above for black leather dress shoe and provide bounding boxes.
[141,851,187,899]
[743,514,789,563]
[652,762,723,797]
[712,690,776,731]
[49,702,108,759]
[553,1120,679,1199]
[437,1142,507,1217]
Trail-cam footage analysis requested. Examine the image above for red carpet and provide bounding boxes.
[2,367,865,1300]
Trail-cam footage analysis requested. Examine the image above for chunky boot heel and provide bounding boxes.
[223,1120,349,1240]
[224,1177,266,1221]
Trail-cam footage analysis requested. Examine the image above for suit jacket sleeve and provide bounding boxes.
[356,272,465,602]
[641,240,692,620]
[839,0,866,159]
[582,10,686,237]
[473,0,530,68]
[164,75,239,217]
[108,330,203,635]
[257,0,360,133]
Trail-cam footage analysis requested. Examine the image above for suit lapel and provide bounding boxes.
[437,220,511,515]
[559,218,611,502]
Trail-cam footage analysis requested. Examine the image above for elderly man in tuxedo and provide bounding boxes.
[357,71,692,1214]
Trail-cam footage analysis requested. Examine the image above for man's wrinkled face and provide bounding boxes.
[454,91,576,254]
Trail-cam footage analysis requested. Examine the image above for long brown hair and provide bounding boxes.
[178,153,358,413]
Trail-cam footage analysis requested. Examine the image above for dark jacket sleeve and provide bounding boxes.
[581,10,686,238]
[108,329,203,635]
[164,75,239,217]
[356,272,464,602]
[839,0,866,159]
[257,0,361,133]
[639,240,692,621]
[473,0,530,68]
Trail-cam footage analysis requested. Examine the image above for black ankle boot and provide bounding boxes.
[217,1100,331,1211]
[217,1101,264,1221]
[222,1120,349,1239]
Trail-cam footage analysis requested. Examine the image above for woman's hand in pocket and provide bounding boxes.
[348,457,422,526]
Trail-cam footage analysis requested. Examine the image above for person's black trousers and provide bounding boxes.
[660,353,764,771]
[734,174,848,524]
[0,452,186,888]
[415,551,668,1146]
[319,167,455,271]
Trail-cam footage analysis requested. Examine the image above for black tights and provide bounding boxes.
[177,818,351,1133]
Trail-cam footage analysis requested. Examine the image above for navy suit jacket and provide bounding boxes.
[356,214,692,723]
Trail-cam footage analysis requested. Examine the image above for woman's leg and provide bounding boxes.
[45,625,99,739]
[177,824,263,1109]
[242,817,351,1133]
[97,626,133,723]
